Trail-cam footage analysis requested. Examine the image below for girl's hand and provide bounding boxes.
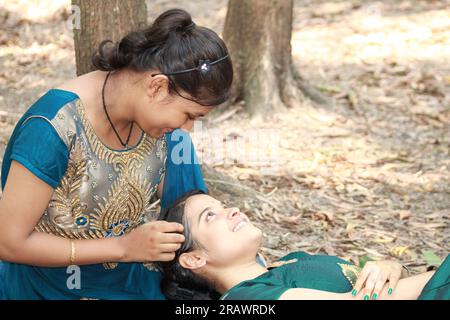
[119,221,185,263]
[352,260,403,300]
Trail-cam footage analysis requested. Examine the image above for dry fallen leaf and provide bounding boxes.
[374,235,395,244]
[313,211,334,222]
[390,246,410,258]
[364,248,385,258]
[398,210,411,220]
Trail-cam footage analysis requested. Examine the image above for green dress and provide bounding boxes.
[220,251,361,300]
[220,252,450,300]
[418,255,449,300]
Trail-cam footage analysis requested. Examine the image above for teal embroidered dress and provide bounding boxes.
[0,89,206,299]
[220,251,361,300]
[418,255,450,300]
[220,252,450,300]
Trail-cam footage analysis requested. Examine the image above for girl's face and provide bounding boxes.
[183,194,263,268]
[133,74,213,138]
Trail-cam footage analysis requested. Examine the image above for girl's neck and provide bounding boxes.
[100,70,135,130]
[58,70,141,149]
[212,260,269,294]
[63,70,136,127]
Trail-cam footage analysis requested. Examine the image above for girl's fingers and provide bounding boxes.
[159,243,182,253]
[371,273,388,300]
[352,267,370,297]
[362,269,381,300]
[147,220,184,233]
[387,273,401,296]
[159,232,186,244]
[157,252,177,262]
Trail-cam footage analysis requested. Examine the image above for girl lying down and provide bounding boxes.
[157,191,449,300]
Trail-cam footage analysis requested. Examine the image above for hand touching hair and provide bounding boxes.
[157,190,220,300]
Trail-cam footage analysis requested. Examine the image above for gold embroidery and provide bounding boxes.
[75,99,156,165]
[95,170,154,269]
[143,262,159,272]
[34,99,167,257]
[267,258,298,269]
[49,139,88,228]
[103,262,118,270]
[338,263,361,287]
[92,168,152,232]
[76,100,163,269]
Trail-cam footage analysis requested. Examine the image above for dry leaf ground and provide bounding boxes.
[0,0,449,273]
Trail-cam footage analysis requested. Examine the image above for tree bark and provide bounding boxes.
[72,0,147,76]
[223,0,329,116]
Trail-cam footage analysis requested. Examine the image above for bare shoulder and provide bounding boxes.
[55,71,103,98]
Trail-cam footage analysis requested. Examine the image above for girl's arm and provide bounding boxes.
[279,271,435,300]
[0,161,125,266]
[0,161,183,267]
[376,271,435,300]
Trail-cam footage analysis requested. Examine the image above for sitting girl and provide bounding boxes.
[158,191,449,300]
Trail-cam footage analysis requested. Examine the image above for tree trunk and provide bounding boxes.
[223,0,329,116]
[70,1,249,200]
[72,0,147,76]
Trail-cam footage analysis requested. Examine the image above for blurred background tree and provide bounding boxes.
[223,0,328,115]
[72,0,147,76]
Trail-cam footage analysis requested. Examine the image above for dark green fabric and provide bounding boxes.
[418,254,450,300]
[220,251,358,300]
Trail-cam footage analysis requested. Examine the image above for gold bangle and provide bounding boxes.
[70,240,76,265]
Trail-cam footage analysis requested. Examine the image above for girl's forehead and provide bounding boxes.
[185,195,220,217]
[173,101,211,115]
[188,104,214,113]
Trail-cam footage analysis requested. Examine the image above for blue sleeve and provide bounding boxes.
[8,117,69,188]
[161,129,207,209]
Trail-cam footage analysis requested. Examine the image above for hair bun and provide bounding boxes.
[176,21,196,34]
[152,8,196,35]
[91,8,233,107]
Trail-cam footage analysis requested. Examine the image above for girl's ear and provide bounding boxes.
[147,74,170,102]
[179,251,207,270]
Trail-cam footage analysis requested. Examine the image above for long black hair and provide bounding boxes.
[157,190,221,300]
[92,8,233,106]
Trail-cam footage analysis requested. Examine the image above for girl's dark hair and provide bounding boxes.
[92,8,233,106]
[157,190,221,300]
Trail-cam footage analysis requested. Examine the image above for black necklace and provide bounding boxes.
[102,71,134,149]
